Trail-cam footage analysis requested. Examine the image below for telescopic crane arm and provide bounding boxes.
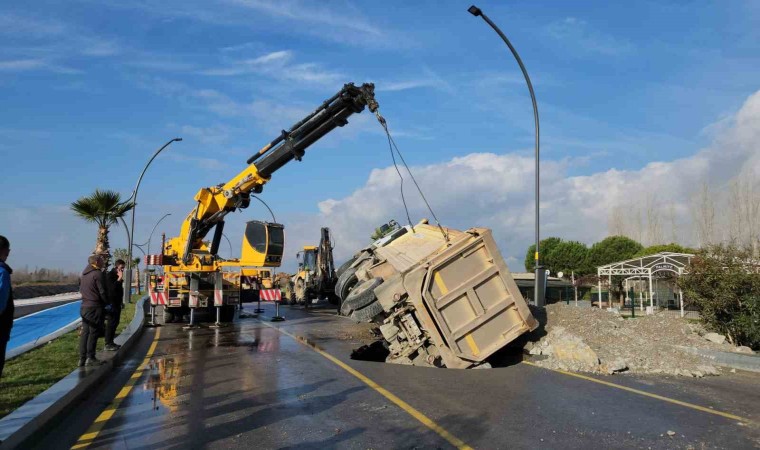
[165,82,379,266]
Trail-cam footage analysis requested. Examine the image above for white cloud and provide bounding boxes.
[546,17,634,56]
[200,49,345,85]
[224,0,383,37]
[0,59,46,71]
[0,58,81,74]
[293,89,760,269]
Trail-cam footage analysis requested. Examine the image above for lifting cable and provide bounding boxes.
[374,112,449,242]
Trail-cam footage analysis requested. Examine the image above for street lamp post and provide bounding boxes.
[146,213,172,256]
[122,138,182,307]
[468,5,545,307]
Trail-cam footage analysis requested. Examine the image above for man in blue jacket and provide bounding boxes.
[0,235,13,378]
[79,254,108,367]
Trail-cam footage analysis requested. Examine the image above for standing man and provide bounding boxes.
[0,236,13,378]
[79,254,108,367]
[104,259,125,351]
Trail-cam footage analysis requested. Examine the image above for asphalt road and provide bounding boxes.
[35,303,760,449]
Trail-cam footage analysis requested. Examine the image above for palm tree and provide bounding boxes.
[71,189,134,257]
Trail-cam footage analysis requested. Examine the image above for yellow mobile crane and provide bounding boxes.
[148,83,379,324]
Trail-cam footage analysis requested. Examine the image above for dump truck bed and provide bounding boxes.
[365,224,537,368]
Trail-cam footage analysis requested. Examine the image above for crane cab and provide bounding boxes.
[240,220,284,267]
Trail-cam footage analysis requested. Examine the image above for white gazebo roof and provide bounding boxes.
[597,252,695,276]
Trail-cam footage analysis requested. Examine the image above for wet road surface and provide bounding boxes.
[37,304,760,449]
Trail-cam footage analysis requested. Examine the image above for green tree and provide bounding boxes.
[679,245,760,348]
[70,189,133,257]
[632,243,697,258]
[525,237,563,272]
[587,236,643,269]
[547,240,590,276]
[587,236,644,307]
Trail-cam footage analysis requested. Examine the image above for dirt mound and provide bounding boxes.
[524,303,752,377]
[14,284,79,299]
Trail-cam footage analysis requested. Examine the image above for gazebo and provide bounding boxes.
[596,252,695,316]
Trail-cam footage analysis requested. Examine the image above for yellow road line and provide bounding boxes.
[260,321,473,450]
[521,361,755,425]
[71,328,161,450]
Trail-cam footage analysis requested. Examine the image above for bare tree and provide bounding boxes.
[667,203,678,243]
[727,179,743,244]
[645,193,663,246]
[632,205,644,244]
[727,173,760,254]
[608,205,627,237]
[693,182,715,247]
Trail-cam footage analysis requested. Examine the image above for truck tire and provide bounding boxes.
[163,307,175,323]
[335,266,359,301]
[350,300,384,322]
[341,277,383,315]
[336,256,357,278]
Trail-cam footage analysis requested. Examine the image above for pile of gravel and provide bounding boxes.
[525,303,754,377]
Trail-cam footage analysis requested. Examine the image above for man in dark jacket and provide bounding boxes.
[79,254,108,366]
[104,259,125,351]
[0,235,13,378]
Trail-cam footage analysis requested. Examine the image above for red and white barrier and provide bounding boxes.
[259,289,282,301]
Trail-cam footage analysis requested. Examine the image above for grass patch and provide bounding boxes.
[0,294,143,419]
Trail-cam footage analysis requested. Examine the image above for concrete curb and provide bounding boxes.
[0,296,149,449]
[6,318,82,360]
[677,345,760,373]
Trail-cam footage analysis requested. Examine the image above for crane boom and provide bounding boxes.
[163,82,378,268]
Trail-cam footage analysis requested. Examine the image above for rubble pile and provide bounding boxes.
[526,303,755,377]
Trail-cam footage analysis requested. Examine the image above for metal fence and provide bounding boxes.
[551,293,701,320]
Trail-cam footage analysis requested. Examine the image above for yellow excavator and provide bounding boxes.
[147,83,379,323]
[293,227,337,305]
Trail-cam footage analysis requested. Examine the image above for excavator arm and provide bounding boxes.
[164,82,379,267]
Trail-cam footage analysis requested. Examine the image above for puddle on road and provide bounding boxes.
[145,357,180,412]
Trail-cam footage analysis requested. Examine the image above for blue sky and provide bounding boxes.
[1,1,759,273]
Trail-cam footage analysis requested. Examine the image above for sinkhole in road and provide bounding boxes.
[348,339,528,369]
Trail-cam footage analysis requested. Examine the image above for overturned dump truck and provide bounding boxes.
[337,220,538,368]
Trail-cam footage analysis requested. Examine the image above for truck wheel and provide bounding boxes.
[350,300,384,322]
[336,267,359,302]
[336,256,357,278]
[164,308,175,323]
[341,277,383,315]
